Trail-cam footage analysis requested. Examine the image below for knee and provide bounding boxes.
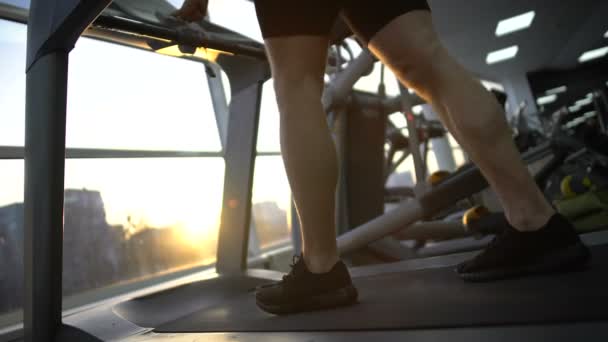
[272,71,324,114]
[388,39,445,95]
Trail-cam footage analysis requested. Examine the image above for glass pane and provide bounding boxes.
[448,133,468,168]
[207,0,263,42]
[342,39,401,97]
[251,156,292,250]
[0,157,225,315]
[387,153,416,187]
[131,0,263,43]
[257,80,281,153]
[0,0,29,9]
[354,62,402,97]
[0,19,26,147]
[66,36,221,152]
[165,0,184,9]
[0,160,24,317]
[61,157,224,298]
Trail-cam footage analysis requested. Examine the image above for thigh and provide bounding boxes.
[263,35,330,88]
[254,1,337,93]
[254,0,341,39]
[341,0,431,45]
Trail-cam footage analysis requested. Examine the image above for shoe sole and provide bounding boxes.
[256,284,359,315]
[458,242,591,282]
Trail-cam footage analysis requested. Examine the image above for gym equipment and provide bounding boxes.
[462,205,490,227]
[427,170,452,187]
[561,174,594,198]
[11,1,608,341]
[384,117,446,185]
[464,96,608,237]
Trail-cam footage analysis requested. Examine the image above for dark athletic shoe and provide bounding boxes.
[457,214,591,282]
[255,255,358,315]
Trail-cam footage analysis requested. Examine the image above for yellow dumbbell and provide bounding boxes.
[427,170,451,187]
[462,205,490,230]
[560,175,593,199]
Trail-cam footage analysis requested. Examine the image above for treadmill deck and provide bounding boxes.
[113,245,608,333]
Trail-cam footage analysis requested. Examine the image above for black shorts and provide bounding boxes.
[254,0,431,44]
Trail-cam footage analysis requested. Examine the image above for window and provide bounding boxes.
[206,0,263,42]
[0,160,24,317]
[66,37,221,151]
[257,80,281,153]
[0,19,26,147]
[0,18,226,321]
[251,156,292,250]
[62,158,224,298]
[63,35,224,296]
[167,0,264,43]
[354,62,402,97]
[0,0,29,9]
[0,19,26,318]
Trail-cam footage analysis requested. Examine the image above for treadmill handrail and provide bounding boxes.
[26,0,113,70]
[93,14,267,60]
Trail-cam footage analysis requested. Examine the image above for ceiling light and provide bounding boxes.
[412,105,424,114]
[545,86,567,95]
[576,97,593,106]
[536,94,557,106]
[486,46,519,64]
[578,46,608,63]
[605,30,608,38]
[495,11,536,37]
[583,111,597,119]
[481,80,505,91]
[568,105,580,112]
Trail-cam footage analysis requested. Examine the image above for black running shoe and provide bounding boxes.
[457,214,591,282]
[255,255,358,315]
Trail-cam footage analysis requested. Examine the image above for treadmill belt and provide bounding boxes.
[151,245,608,332]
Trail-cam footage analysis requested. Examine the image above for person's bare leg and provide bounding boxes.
[264,36,339,272]
[367,11,555,231]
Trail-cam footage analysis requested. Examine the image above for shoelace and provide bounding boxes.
[252,254,302,291]
[281,254,302,284]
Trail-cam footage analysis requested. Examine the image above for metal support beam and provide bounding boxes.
[399,85,427,196]
[337,142,554,255]
[334,107,350,235]
[206,62,230,150]
[323,50,375,113]
[26,0,112,71]
[338,199,425,256]
[215,58,269,274]
[342,100,387,230]
[502,73,540,128]
[24,2,112,341]
[24,51,68,342]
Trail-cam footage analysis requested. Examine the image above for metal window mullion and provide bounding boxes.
[0,146,223,159]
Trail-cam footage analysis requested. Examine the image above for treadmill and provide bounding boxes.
[7,0,608,341]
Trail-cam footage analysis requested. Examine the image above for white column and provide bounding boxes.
[422,104,457,172]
